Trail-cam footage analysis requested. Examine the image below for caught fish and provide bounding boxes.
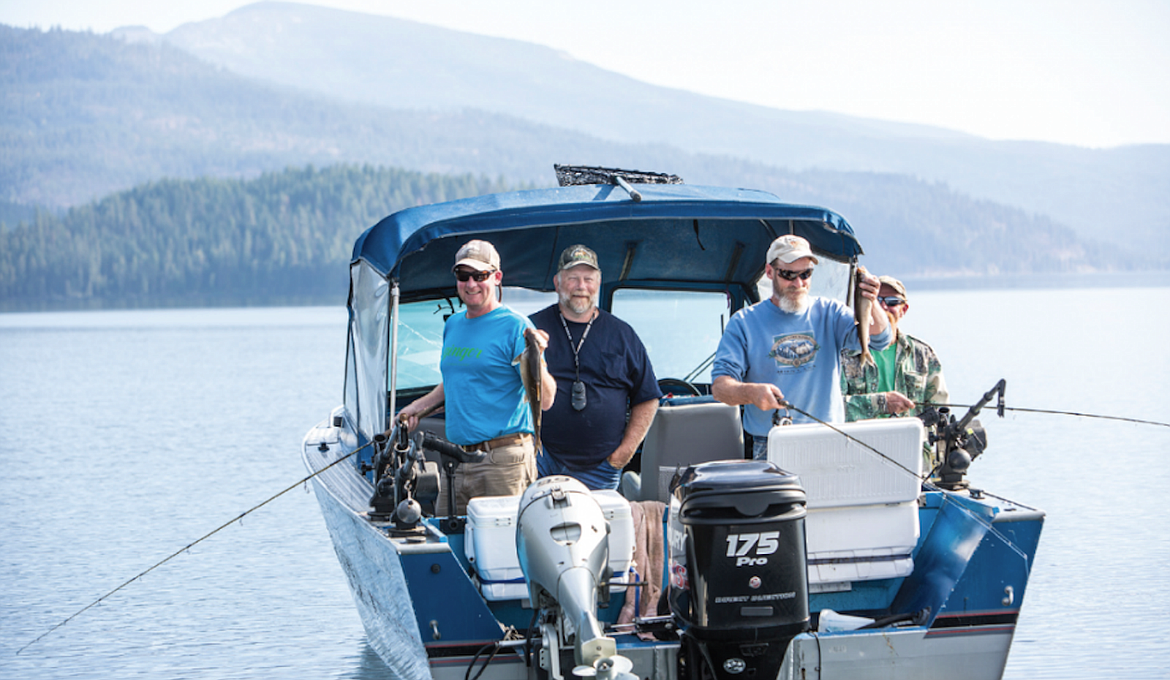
[515,328,544,453]
[854,265,876,368]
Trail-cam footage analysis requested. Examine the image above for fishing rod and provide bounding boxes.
[774,401,929,483]
[778,384,1033,563]
[929,403,1169,429]
[17,432,384,655]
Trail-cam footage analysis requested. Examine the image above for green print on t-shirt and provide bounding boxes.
[444,346,482,361]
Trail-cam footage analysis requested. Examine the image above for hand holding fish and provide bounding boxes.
[852,266,890,367]
[525,327,549,355]
[856,268,880,300]
[518,328,556,454]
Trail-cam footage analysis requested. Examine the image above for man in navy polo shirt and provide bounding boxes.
[530,245,662,490]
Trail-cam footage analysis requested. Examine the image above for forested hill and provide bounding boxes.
[0,166,518,309]
[0,164,1125,311]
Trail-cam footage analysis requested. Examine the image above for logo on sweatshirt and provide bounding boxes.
[769,333,818,368]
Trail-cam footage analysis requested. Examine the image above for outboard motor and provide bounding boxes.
[668,460,809,680]
[516,476,632,679]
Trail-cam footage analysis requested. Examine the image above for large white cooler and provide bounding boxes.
[465,489,635,601]
[766,418,924,589]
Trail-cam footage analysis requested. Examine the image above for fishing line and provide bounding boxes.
[778,401,928,482]
[778,401,1032,564]
[17,435,380,655]
[933,403,1169,429]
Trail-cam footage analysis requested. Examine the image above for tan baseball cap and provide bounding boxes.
[878,275,908,300]
[766,235,819,265]
[557,244,599,272]
[452,239,500,272]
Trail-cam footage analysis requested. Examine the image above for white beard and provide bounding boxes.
[560,290,598,316]
[776,289,810,314]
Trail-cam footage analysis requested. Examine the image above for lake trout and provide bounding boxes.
[516,328,544,453]
[854,265,876,368]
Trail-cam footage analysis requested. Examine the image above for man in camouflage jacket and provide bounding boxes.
[841,276,948,422]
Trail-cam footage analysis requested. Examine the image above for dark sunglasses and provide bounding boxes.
[878,296,906,307]
[775,267,814,281]
[454,268,495,282]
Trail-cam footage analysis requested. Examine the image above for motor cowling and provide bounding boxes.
[516,476,616,669]
[668,460,809,680]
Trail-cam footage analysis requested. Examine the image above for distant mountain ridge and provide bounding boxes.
[153,1,1169,254]
[0,22,1161,280]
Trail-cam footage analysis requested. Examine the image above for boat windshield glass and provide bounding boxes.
[611,289,732,385]
[391,288,556,392]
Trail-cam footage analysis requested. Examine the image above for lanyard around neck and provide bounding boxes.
[558,311,595,381]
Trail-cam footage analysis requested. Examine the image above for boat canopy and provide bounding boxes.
[344,183,864,439]
[352,183,862,300]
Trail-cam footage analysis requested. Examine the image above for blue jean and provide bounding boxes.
[750,435,769,461]
[536,451,622,491]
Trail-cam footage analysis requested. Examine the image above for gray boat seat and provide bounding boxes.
[632,396,744,502]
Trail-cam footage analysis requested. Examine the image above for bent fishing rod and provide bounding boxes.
[17,432,385,655]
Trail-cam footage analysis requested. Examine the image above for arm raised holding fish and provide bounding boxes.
[853,265,890,367]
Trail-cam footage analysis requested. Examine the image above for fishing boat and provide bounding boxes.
[302,166,1044,680]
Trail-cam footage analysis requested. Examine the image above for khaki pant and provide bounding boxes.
[438,437,537,516]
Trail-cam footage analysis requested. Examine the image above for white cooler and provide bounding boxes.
[766,418,924,589]
[465,489,635,601]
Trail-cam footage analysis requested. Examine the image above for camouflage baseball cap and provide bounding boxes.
[557,244,600,272]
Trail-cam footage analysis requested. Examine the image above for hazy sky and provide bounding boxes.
[4,0,1168,149]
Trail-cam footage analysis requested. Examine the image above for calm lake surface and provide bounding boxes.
[2,283,1168,679]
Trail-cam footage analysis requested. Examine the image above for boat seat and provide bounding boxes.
[766,418,925,590]
[632,397,744,502]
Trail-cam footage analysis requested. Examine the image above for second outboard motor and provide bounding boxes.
[517,476,629,676]
[668,460,809,680]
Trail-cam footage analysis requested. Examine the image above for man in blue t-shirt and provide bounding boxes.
[712,235,891,459]
[530,245,661,490]
[399,239,556,513]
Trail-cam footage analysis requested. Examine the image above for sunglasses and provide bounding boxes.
[775,267,814,281]
[454,268,495,282]
[878,296,906,307]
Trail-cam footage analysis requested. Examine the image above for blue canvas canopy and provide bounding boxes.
[352,183,862,300]
[343,182,865,439]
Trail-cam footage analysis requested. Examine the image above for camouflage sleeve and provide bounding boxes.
[844,392,886,422]
[924,354,948,408]
[841,350,885,421]
[912,338,948,409]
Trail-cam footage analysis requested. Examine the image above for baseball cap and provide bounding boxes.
[766,235,819,265]
[878,275,908,300]
[557,244,600,272]
[452,239,500,272]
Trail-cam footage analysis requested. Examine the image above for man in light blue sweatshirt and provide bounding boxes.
[712,235,891,459]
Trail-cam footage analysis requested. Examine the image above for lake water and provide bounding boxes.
[2,284,1168,679]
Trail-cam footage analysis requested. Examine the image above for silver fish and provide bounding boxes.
[516,328,543,454]
[854,265,876,368]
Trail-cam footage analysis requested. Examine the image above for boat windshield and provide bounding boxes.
[390,257,850,393]
[611,289,731,385]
